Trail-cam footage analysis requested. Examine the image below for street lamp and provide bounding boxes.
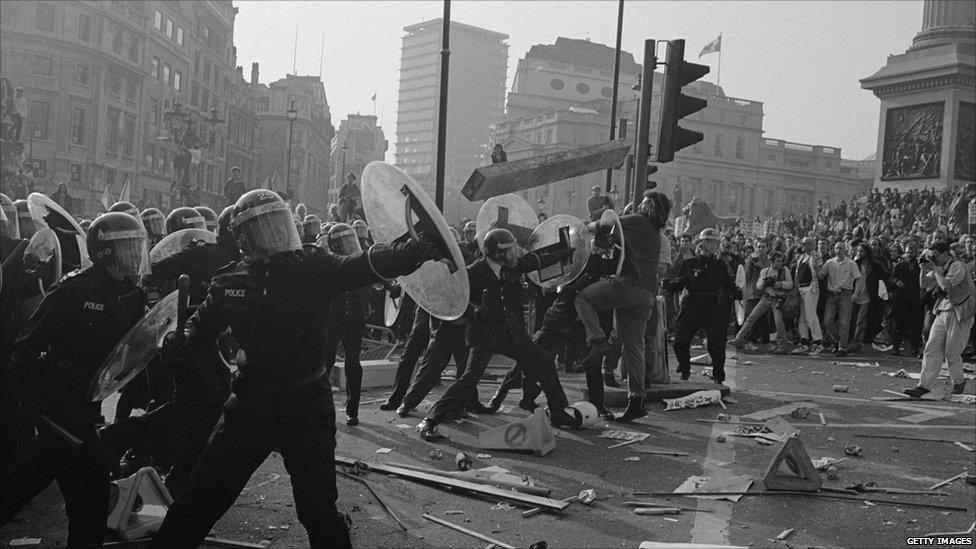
[340,139,348,182]
[162,101,223,206]
[286,100,298,196]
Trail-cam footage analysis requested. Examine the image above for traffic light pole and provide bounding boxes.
[632,39,656,209]
[604,0,625,194]
[434,0,451,212]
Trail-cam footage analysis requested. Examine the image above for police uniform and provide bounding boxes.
[380,302,430,410]
[2,265,146,547]
[666,254,738,383]
[322,283,370,421]
[147,244,430,549]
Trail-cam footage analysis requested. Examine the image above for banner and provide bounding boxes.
[968,199,975,225]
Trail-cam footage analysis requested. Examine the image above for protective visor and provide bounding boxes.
[182,215,207,230]
[143,215,166,237]
[700,237,721,255]
[98,228,149,276]
[232,202,302,261]
[328,228,362,256]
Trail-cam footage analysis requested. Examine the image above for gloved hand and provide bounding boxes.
[388,283,402,299]
[551,246,574,262]
[160,331,189,364]
[404,233,445,263]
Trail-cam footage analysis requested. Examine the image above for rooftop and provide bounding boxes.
[525,37,641,74]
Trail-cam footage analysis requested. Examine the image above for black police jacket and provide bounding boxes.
[143,241,239,305]
[666,255,739,306]
[11,265,146,401]
[182,245,424,391]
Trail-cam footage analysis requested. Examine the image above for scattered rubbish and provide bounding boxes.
[663,390,723,411]
[578,489,598,504]
[639,542,749,548]
[522,493,580,518]
[716,413,732,422]
[674,474,754,503]
[827,437,836,442]
[663,517,680,522]
[810,457,847,471]
[336,470,409,531]
[477,408,556,456]
[863,501,876,507]
[268,526,277,531]
[954,441,974,452]
[429,449,445,460]
[832,385,849,393]
[490,502,515,511]
[601,429,650,449]
[396,424,412,429]
[930,471,969,490]
[789,407,814,419]
[756,438,773,446]
[9,539,42,547]
[529,542,549,549]
[741,361,755,365]
[445,510,463,515]
[476,454,492,459]
[387,462,547,496]
[776,528,795,541]
[826,467,839,480]
[635,507,681,515]
[624,456,641,461]
[943,394,976,405]
[375,448,393,454]
[829,361,880,367]
[716,436,727,443]
[455,452,473,471]
[722,397,739,404]
[629,446,690,456]
[422,514,517,549]
[819,413,827,426]
[922,520,976,538]
[966,474,976,485]
[844,445,863,457]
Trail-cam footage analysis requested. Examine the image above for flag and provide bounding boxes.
[100,182,112,210]
[699,34,721,58]
[119,174,131,203]
[371,91,376,102]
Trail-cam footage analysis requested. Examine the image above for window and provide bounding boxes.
[201,89,210,111]
[163,64,171,87]
[109,73,121,96]
[735,136,745,160]
[176,27,184,46]
[203,59,211,81]
[112,25,123,54]
[107,109,120,151]
[74,63,90,85]
[165,18,173,38]
[152,57,160,80]
[173,70,182,92]
[128,34,139,61]
[154,9,162,30]
[193,52,200,76]
[157,148,166,172]
[35,3,55,32]
[190,82,200,106]
[550,79,564,91]
[714,133,724,157]
[32,55,53,76]
[29,101,51,139]
[576,82,590,94]
[126,79,137,101]
[77,13,92,42]
[150,98,160,125]
[145,143,154,169]
[71,107,85,145]
[123,115,135,156]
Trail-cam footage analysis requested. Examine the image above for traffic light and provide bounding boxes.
[656,39,710,163]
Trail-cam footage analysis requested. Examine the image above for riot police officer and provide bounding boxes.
[166,206,207,234]
[148,189,441,549]
[352,219,371,250]
[663,228,739,384]
[141,207,167,247]
[2,212,148,547]
[194,206,219,233]
[301,214,323,244]
[108,201,142,223]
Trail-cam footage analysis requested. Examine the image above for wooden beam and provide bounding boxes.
[461,140,631,201]
[628,491,969,512]
[422,514,517,549]
[335,457,569,510]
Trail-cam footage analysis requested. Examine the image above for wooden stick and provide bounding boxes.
[386,462,551,496]
[862,487,949,496]
[819,412,826,426]
[929,472,968,490]
[423,513,517,549]
[696,419,766,426]
[607,438,643,449]
[522,495,576,518]
[954,441,974,452]
[635,507,681,515]
[337,471,409,531]
[853,433,974,444]
[820,487,859,495]
[629,491,969,511]
[629,448,691,456]
[623,501,713,512]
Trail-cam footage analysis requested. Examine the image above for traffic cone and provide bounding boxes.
[476,407,556,456]
[107,466,174,540]
[762,436,822,492]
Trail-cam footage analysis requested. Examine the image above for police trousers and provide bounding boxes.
[401,323,471,412]
[147,377,351,549]
[385,308,430,407]
[323,329,364,417]
[673,297,728,383]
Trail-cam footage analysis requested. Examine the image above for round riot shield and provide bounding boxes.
[475,194,538,249]
[525,214,591,290]
[149,228,217,265]
[384,288,402,327]
[26,193,91,271]
[89,290,179,401]
[361,161,469,321]
[24,228,62,290]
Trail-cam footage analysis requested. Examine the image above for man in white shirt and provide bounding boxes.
[821,242,860,357]
[730,251,793,354]
[792,237,825,356]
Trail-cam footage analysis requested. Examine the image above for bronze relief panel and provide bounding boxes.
[881,102,944,180]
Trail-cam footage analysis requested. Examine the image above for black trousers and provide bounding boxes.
[323,329,364,417]
[147,377,351,549]
[401,323,471,411]
[2,407,109,548]
[427,333,568,425]
[673,297,728,383]
[385,308,430,407]
[889,300,923,353]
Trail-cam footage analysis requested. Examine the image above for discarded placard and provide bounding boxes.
[811,457,847,471]
[663,390,723,411]
[599,429,650,443]
[375,448,393,454]
[673,474,754,502]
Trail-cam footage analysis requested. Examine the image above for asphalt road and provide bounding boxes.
[2,345,974,548]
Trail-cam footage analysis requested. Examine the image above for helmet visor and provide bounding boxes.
[701,237,721,255]
[98,228,149,276]
[144,215,166,237]
[183,215,207,230]
[234,202,302,261]
[328,228,362,256]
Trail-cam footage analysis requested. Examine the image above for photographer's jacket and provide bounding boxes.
[925,260,976,322]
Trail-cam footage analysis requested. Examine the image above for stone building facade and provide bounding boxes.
[329,113,387,203]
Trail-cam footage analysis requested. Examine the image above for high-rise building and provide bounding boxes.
[394,19,508,221]
[329,113,388,203]
[250,73,334,215]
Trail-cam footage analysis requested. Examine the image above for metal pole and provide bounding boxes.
[633,39,656,209]
[434,0,451,212]
[604,0,624,193]
[286,104,294,195]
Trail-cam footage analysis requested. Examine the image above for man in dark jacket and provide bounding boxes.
[888,242,923,357]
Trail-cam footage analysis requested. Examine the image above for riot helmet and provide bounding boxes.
[352,219,368,240]
[166,206,207,234]
[0,193,18,240]
[462,221,477,243]
[14,199,36,239]
[698,228,721,256]
[140,208,166,241]
[483,228,517,265]
[301,214,322,243]
[216,205,236,248]
[87,212,148,278]
[295,203,308,220]
[231,189,301,261]
[194,206,219,232]
[327,223,362,256]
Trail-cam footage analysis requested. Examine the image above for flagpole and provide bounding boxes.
[716,32,722,89]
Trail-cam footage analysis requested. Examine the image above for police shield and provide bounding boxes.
[149,228,216,264]
[384,288,402,327]
[361,161,469,321]
[475,193,538,248]
[23,228,63,290]
[525,214,591,290]
[26,193,91,272]
[89,290,179,401]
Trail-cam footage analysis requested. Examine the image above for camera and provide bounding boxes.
[763,276,777,288]
[918,254,931,266]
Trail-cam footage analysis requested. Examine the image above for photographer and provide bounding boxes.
[730,251,793,354]
[904,241,974,397]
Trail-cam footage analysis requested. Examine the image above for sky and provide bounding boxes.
[233,0,924,162]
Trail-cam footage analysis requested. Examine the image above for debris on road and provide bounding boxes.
[810,457,847,470]
[9,539,42,547]
[844,445,863,457]
[635,507,681,515]
[775,528,795,541]
[476,454,492,459]
[429,449,445,460]
[832,385,849,393]
[422,513,517,549]
[375,447,393,454]
[929,471,969,490]
[829,361,880,367]
[663,390,723,411]
[624,456,641,461]
[455,452,472,471]
[578,489,597,504]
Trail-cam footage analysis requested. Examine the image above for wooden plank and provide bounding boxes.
[628,491,969,511]
[422,514,517,549]
[335,456,569,510]
[461,140,631,201]
[852,433,974,444]
[385,461,551,496]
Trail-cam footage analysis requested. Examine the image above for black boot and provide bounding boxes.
[486,386,509,412]
[616,397,647,423]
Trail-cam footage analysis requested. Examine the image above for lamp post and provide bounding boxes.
[340,139,348,182]
[162,101,223,206]
[286,100,298,196]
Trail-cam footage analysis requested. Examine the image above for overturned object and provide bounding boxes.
[762,436,823,492]
[663,390,723,411]
[477,407,556,456]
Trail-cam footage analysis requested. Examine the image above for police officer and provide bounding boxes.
[378,299,431,411]
[108,201,142,223]
[663,228,739,384]
[166,206,207,234]
[2,212,148,547]
[321,223,370,426]
[148,189,441,549]
[460,220,480,261]
[416,228,578,441]
[352,219,371,250]
[301,214,322,244]
[141,207,167,247]
[194,206,219,233]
